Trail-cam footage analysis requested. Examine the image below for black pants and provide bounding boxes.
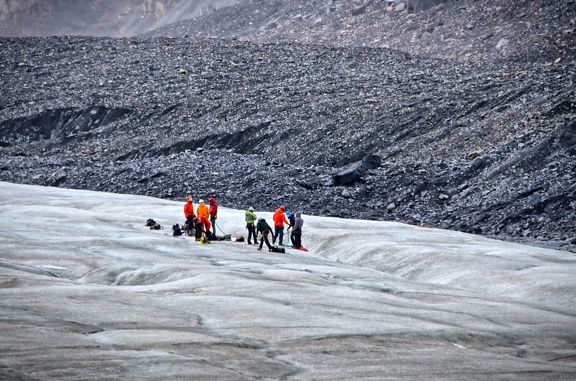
[273,226,283,245]
[259,231,272,250]
[210,215,216,236]
[292,229,302,249]
[186,215,195,234]
[247,223,257,244]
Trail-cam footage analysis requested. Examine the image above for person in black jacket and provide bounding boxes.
[285,210,295,245]
[256,218,273,251]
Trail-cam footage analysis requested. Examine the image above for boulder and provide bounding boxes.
[333,154,381,186]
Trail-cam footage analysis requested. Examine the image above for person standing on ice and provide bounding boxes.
[286,210,295,230]
[208,197,218,237]
[272,205,289,246]
[285,210,295,244]
[196,199,209,219]
[291,211,304,249]
[183,195,195,236]
[245,207,258,245]
[256,217,273,251]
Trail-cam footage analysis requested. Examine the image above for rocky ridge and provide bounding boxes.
[152,0,576,64]
[0,0,240,38]
[0,0,575,251]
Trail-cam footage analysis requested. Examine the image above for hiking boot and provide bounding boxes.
[247,242,252,245]
[257,247,262,251]
[278,243,284,246]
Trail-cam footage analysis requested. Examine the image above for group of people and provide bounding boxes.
[183,195,219,242]
[182,196,304,251]
[245,205,304,251]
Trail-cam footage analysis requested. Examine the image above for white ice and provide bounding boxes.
[1,181,575,380]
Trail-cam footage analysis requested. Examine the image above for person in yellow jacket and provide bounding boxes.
[245,207,258,245]
[196,199,210,219]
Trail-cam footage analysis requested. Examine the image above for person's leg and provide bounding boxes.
[264,232,272,250]
[273,226,281,244]
[294,232,301,249]
[210,216,216,236]
[258,232,264,250]
[186,216,194,234]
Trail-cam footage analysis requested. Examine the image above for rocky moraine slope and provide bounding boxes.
[0,0,575,251]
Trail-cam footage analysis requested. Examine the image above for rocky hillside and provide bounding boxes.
[0,0,239,37]
[152,0,576,64]
[0,0,575,251]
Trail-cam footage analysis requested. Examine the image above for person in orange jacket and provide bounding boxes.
[196,199,209,219]
[272,205,289,246]
[193,215,211,241]
[208,197,218,236]
[183,195,195,235]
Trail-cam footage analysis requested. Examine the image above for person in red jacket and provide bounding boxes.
[183,195,195,235]
[193,215,211,241]
[272,205,289,246]
[208,197,218,237]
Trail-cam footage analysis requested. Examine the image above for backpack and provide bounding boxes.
[150,223,162,230]
[269,245,285,253]
[172,224,183,236]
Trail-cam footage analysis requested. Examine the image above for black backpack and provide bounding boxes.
[146,218,162,229]
[269,245,285,253]
[172,224,183,236]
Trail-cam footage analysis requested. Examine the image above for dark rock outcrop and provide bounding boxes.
[333,154,381,186]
